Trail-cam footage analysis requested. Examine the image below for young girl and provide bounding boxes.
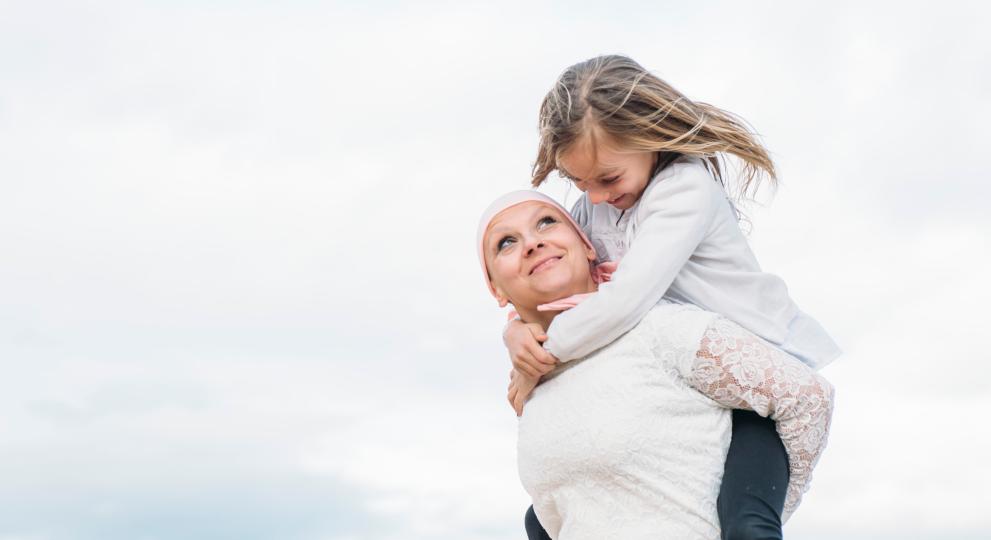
[506,55,841,540]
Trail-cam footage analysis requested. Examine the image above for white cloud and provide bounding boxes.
[1,1,989,538]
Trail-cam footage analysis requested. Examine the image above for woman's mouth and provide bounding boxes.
[529,256,562,275]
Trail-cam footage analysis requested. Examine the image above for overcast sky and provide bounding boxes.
[2,1,990,539]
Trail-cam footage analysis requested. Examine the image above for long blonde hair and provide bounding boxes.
[532,55,777,198]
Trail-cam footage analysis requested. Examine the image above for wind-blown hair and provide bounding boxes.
[532,54,777,198]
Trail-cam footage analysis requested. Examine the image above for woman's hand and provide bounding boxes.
[508,368,540,416]
[504,319,557,377]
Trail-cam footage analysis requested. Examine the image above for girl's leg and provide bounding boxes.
[718,409,789,540]
[525,505,552,540]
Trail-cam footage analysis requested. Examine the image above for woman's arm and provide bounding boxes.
[544,162,720,361]
[507,368,539,416]
[686,317,835,522]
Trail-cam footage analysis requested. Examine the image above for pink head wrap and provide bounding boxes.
[476,190,617,311]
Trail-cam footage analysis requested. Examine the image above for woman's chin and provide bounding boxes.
[530,274,584,299]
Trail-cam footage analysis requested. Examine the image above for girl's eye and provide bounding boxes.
[601,176,619,185]
[563,174,586,189]
[497,236,516,251]
[537,216,557,229]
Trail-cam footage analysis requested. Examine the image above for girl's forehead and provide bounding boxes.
[560,138,626,179]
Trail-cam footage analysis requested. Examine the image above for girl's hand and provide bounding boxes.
[508,368,539,417]
[503,319,557,377]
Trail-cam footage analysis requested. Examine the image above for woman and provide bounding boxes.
[477,191,834,539]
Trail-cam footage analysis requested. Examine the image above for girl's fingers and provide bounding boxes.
[530,325,547,343]
[524,343,544,364]
[526,323,547,343]
[527,352,553,375]
[531,343,555,365]
[526,342,555,366]
[516,357,539,378]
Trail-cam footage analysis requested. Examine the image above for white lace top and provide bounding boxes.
[518,302,834,539]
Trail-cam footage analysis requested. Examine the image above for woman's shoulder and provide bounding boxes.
[571,302,715,375]
[637,302,719,374]
[640,301,717,328]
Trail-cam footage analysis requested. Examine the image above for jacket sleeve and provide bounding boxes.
[686,317,836,522]
[570,194,590,229]
[544,164,720,361]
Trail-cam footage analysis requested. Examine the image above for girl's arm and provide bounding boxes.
[503,319,556,378]
[544,162,720,361]
[687,317,835,522]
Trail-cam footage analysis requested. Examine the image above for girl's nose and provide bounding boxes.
[588,189,611,205]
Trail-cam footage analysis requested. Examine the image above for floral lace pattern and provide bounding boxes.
[519,304,731,539]
[689,317,835,521]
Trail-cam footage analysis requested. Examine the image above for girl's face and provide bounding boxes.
[557,136,657,211]
[483,201,596,309]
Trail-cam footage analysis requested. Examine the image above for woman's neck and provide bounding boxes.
[514,306,557,332]
[514,274,597,332]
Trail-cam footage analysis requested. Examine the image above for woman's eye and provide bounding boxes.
[497,236,516,251]
[537,216,557,229]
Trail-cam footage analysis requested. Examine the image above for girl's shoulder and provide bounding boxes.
[650,156,721,194]
[634,156,725,219]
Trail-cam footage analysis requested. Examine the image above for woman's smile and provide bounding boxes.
[481,199,598,317]
[529,255,563,275]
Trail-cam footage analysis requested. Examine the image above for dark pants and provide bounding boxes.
[523,410,788,540]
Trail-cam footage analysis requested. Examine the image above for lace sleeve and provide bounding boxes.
[687,317,835,522]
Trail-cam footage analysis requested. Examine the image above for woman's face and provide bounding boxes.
[483,201,596,310]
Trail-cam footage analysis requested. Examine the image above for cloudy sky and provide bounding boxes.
[1,1,989,539]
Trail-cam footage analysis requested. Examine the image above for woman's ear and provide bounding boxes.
[493,285,510,308]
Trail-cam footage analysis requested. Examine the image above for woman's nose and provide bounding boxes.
[524,240,545,256]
